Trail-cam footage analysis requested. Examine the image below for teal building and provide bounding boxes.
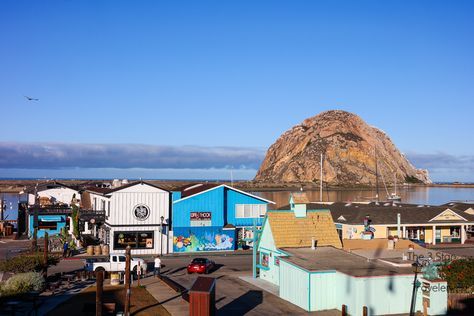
[256,208,448,315]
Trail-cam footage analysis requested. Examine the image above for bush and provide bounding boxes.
[0,272,45,297]
[0,253,59,273]
[439,259,474,292]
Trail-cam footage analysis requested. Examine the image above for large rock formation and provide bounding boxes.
[254,110,431,185]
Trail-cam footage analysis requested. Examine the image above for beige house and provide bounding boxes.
[282,201,474,245]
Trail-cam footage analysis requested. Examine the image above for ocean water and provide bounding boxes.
[256,186,474,209]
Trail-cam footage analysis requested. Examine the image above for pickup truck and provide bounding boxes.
[84,253,147,275]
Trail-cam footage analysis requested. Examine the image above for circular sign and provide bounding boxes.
[133,204,150,221]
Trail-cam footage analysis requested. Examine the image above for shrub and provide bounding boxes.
[438,259,474,292]
[0,272,45,297]
[0,253,59,273]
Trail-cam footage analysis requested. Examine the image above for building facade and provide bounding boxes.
[257,208,448,315]
[87,181,172,255]
[172,184,274,252]
[295,202,474,245]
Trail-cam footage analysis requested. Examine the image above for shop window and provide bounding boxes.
[113,231,154,249]
[261,253,269,267]
[38,220,58,230]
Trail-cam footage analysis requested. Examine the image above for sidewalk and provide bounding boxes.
[71,249,252,260]
[239,276,279,296]
[140,277,188,316]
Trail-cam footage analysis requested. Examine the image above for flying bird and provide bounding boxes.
[24,95,39,101]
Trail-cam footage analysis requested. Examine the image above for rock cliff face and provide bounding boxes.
[254,110,431,185]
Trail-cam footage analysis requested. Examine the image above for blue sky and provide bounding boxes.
[1,1,473,181]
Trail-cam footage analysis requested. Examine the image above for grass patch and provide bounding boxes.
[46,285,170,316]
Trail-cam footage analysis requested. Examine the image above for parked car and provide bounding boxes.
[187,258,215,274]
[84,253,146,275]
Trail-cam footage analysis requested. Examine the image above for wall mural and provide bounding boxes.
[173,226,236,252]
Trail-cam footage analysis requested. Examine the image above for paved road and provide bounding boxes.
[158,255,329,315]
[0,239,31,260]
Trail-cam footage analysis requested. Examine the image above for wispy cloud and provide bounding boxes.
[406,152,474,171]
[0,142,265,169]
[406,152,474,182]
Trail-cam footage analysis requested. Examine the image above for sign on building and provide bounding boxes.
[190,212,212,227]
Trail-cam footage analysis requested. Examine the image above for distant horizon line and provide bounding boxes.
[0,177,472,185]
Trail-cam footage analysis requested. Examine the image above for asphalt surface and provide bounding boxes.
[0,239,31,260]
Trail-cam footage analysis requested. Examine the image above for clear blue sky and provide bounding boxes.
[1,1,473,181]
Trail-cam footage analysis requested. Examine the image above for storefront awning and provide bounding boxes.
[39,216,63,222]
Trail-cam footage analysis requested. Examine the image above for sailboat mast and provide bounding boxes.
[375,148,379,202]
[320,153,323,202]
[394,173,397,195]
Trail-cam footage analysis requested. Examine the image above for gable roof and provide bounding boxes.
[25,181,80,194]
[290,192,310,204]
[173,184,275,204]
[429,208,468,222]
[285,202,474,225]
[85,181,170,195]
[177,183,220,198]
[266,210,342,249]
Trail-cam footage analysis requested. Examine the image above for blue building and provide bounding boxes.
[28,206,71,238]
[171,184,274,252]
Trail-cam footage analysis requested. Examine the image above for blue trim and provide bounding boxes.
[277,248,291,256]
[256,264,270,271]
[308,274,311,311]
[280,257,337,274]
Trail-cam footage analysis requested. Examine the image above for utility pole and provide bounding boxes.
[96,270,104,316]
[320,153,323,202]
[1,193,4,221]
[43,232,48,278]
[124,245,131,316]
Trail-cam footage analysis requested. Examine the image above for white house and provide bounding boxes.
[86,181,172,255]
[28,182,80,205]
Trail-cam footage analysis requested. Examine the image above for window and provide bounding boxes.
[235,204,267,218]
[112,256,117,262]
[119,256,126,262]
[261,253,269,267]
[38,220,58,230]
[101,200,106,211]
[113,231,154,249]
[93,198,97,210]
[107,201,110,217]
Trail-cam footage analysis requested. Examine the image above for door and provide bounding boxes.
[436,229,442,243]
[117,255,126,271]
[111,255,119,271]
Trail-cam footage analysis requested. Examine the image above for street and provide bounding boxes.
[0,241,331,315]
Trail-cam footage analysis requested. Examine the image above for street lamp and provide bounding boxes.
[159,216,164,256]
[409,262,423,316]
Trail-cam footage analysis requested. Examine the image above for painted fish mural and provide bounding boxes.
[173,227,236,252]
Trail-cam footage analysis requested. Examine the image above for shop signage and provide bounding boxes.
[190,212,211,227]
[190,212,212,221]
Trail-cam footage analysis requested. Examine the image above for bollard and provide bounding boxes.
[124,245,131,316]
[341,304,347,316]
[363,306,368,316]
[96,270,104,316]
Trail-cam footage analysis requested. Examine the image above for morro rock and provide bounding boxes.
[254,110,431,185]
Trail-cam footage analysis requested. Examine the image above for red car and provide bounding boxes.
[187,258,215,274]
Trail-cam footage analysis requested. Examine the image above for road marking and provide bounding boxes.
[0,241,6,244]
